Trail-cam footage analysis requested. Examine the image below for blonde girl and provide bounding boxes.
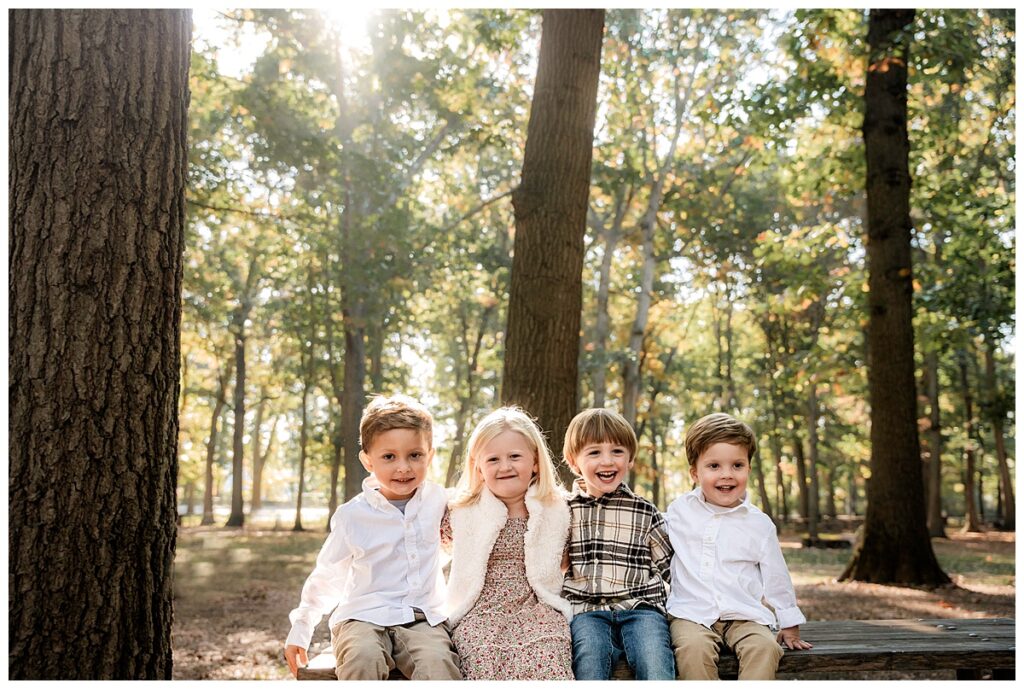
[442,407,574,680]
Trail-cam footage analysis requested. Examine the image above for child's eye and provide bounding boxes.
[383,454,395,461]
[708,463,718,469]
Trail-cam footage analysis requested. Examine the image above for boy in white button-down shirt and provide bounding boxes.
[284,395,461,680]
[665,413,812,680]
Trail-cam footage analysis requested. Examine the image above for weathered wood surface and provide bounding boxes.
[296,617,1015,680]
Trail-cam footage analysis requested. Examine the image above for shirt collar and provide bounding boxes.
[361,475,423,512]
[687,486,752,514]
[570,478,633,503]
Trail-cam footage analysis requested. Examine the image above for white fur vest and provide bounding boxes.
[446,484,572,627]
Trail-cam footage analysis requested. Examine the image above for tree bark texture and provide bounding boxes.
[841,9,948,584]
[9,8,191,678]
[504,9,605,485]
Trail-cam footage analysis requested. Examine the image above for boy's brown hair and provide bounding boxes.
[684,413,757,466]
[359,394,433,452]
[563,408,638,470]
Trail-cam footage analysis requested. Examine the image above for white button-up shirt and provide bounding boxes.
[665,488,805,630]
[285,477,449,649]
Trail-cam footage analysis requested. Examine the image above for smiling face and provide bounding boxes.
[360,428,433,500]
[570,441,633,497]
[690,442,750,508]
[475,430,538,508]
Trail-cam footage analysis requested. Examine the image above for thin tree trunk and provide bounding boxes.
[341,319,368,500]
[251,414,278,513]
[806,384,821,542]
[924,351,947,537]
[793,431,809,521]
[503,9,605,487]
[184,481,196,517]
[982,338,1014,530]
[590,200,626,408]
[9,8,190,678]
[824,462,838,520]
[248,394,266,514]
[202,364,231,525]
[841,9,948,584]
[959,350,982,532]
[294,379,309,532]
[225,324,247,527]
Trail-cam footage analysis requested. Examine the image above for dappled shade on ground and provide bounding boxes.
[171,527,1014,680]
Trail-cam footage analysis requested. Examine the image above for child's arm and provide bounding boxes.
[776,626,813,650]
[758,530,808,644]
[649,511,674,584]
[284,511,353,664]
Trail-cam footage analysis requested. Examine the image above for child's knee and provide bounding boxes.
[736,633,783,662]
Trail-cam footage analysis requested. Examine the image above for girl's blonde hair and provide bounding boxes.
[450,406,563,507]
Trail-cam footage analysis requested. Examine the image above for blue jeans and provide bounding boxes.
[570,608,675,680]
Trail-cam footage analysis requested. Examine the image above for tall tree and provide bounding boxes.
[9,9,190,678]
[840,9,948,585]
[503,9,605,483]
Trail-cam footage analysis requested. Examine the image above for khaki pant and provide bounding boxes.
[331,615,462,680]
[669,617,783,680]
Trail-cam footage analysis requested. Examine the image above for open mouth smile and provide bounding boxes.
[595,471,619,482]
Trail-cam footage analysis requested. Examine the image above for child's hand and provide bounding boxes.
[285,644,309,677]
[777,626,813,650]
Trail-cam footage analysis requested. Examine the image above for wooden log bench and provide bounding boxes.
[297,617,1014,680]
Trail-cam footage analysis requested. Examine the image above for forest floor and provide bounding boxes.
[171,524,1015,680]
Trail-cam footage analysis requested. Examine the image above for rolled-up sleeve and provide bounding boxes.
[758,532,805,630]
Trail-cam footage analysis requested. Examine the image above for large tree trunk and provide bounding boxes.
[841,9,948,584]
[9,9,190,679]
[503,9,604,486]
[982,338,1014,530]
[225,323,247,527]
[924,351,947,537]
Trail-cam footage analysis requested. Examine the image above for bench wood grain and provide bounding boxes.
[296,617,1015,680]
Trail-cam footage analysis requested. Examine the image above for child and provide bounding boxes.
[283,395,461,680]
[561,408,675,680]
[443,406,574,680]
[665,412,812,680]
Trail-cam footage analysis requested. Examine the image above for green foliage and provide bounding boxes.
[181,9,1014,523]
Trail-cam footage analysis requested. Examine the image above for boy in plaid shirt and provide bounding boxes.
[561,409,675,680]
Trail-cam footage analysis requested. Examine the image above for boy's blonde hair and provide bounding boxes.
[563,408,638,472]
[450,406,562,507]
[684,413,756,466]
[359,394,433,452]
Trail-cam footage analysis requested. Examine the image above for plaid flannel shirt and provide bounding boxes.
[562,480,673,615]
